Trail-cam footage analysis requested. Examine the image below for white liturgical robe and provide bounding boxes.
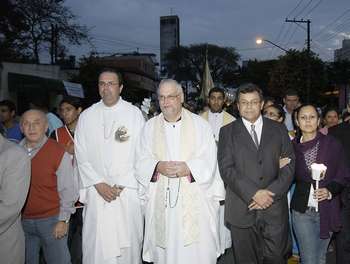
[136,108,225,264]
[75,98,145,264]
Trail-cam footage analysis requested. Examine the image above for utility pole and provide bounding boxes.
[286,18,311,102]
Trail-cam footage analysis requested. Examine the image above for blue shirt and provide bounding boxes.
[2,122,23,143]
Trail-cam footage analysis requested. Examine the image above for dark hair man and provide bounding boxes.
[328,118,350,264]
[51,96,83,263]
[200,87,235,142]
[218,83,295,264]
[283,89,300,132]
[74,68,145,264]
[0,100,23,142]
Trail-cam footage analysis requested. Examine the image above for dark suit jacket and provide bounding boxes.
[329,122,350,165]
[328,122,350,206]
[218,117,295,228]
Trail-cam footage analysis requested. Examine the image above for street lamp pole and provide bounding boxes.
[256,38,288,53]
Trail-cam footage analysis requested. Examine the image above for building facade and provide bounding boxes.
[334,39,350,62]
[160,15,180,77]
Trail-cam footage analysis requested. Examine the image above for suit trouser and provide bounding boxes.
[230,217,290,264]
[336,187,350,264]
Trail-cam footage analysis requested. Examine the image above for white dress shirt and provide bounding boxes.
[242,115,263,145]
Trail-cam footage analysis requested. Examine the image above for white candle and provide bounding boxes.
[311,163,327,212]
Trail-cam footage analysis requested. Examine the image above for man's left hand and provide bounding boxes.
[53,221,69,239]
[248,201,263,210]
[173,162,191,177]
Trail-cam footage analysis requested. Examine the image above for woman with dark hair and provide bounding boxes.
[320,106,339,135]
[263,104,285,123]
[291,104,348,264]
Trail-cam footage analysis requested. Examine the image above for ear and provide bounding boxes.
[260,101,265,111]
[77,107,83,114]
[180,92,184,103]
[119,84,123,93]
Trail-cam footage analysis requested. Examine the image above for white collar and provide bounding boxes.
[242,115,263,127]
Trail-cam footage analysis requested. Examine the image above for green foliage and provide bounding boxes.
[237,59,277,93]
[0,0,89,63]
[268,49,327,103]
[69,56,101,105]
[166,43,240,92]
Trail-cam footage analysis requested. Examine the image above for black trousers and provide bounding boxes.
[68,208,83,264]
[336,187,350,264]
[230,217,291,264]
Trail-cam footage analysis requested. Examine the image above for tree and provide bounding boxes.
[0,0,89,63]
[236,59,277,93]
[166,43,240,93]
[0,0,30,61]
[326,60,350,85]
[268,49,327,103]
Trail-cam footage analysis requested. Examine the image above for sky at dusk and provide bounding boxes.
[66,0,350,64]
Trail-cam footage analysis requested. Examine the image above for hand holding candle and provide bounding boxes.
[311,163,327,212]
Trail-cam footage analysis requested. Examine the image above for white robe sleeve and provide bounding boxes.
[74,113,104,188]
[186,120,218,188]
[135,121,159,192]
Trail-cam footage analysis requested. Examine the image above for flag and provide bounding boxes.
[200,55,214,101]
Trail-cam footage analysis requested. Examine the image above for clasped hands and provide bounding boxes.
[248,189,275,211]
[248,156,290,211]
[156,161,190,178]
[94,182,124,202]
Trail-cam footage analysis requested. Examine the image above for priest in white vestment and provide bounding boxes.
[200,87,235,254]
[136,79,225,264]
[75,69,145,264]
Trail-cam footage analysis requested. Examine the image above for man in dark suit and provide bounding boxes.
[218,83,295,264]
[328,120,350,264]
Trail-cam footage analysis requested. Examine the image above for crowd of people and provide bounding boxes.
[0,68,349,264]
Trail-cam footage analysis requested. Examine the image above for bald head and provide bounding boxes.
[20,110,49,147]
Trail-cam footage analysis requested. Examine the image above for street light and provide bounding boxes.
[256,38,288,53]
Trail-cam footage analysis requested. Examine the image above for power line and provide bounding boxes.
[302,0,324,18]
[316,19,350,42]
[286,0,305,19]
[268,23,286,59]
[313,9,350,39]
[284,25,299,48]
[294,0,314,19]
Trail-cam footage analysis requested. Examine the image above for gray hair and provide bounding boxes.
[157,79,184,95]
[20,109,48,125]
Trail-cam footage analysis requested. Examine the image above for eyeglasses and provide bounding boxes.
[158,94,180,102]
[98,81,119,88]
[263,111,279,119]
[239,100,261,107]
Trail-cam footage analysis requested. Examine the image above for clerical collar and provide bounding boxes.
[164,116,182,128]
[164,116,182,123]
[209,110,223,114]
